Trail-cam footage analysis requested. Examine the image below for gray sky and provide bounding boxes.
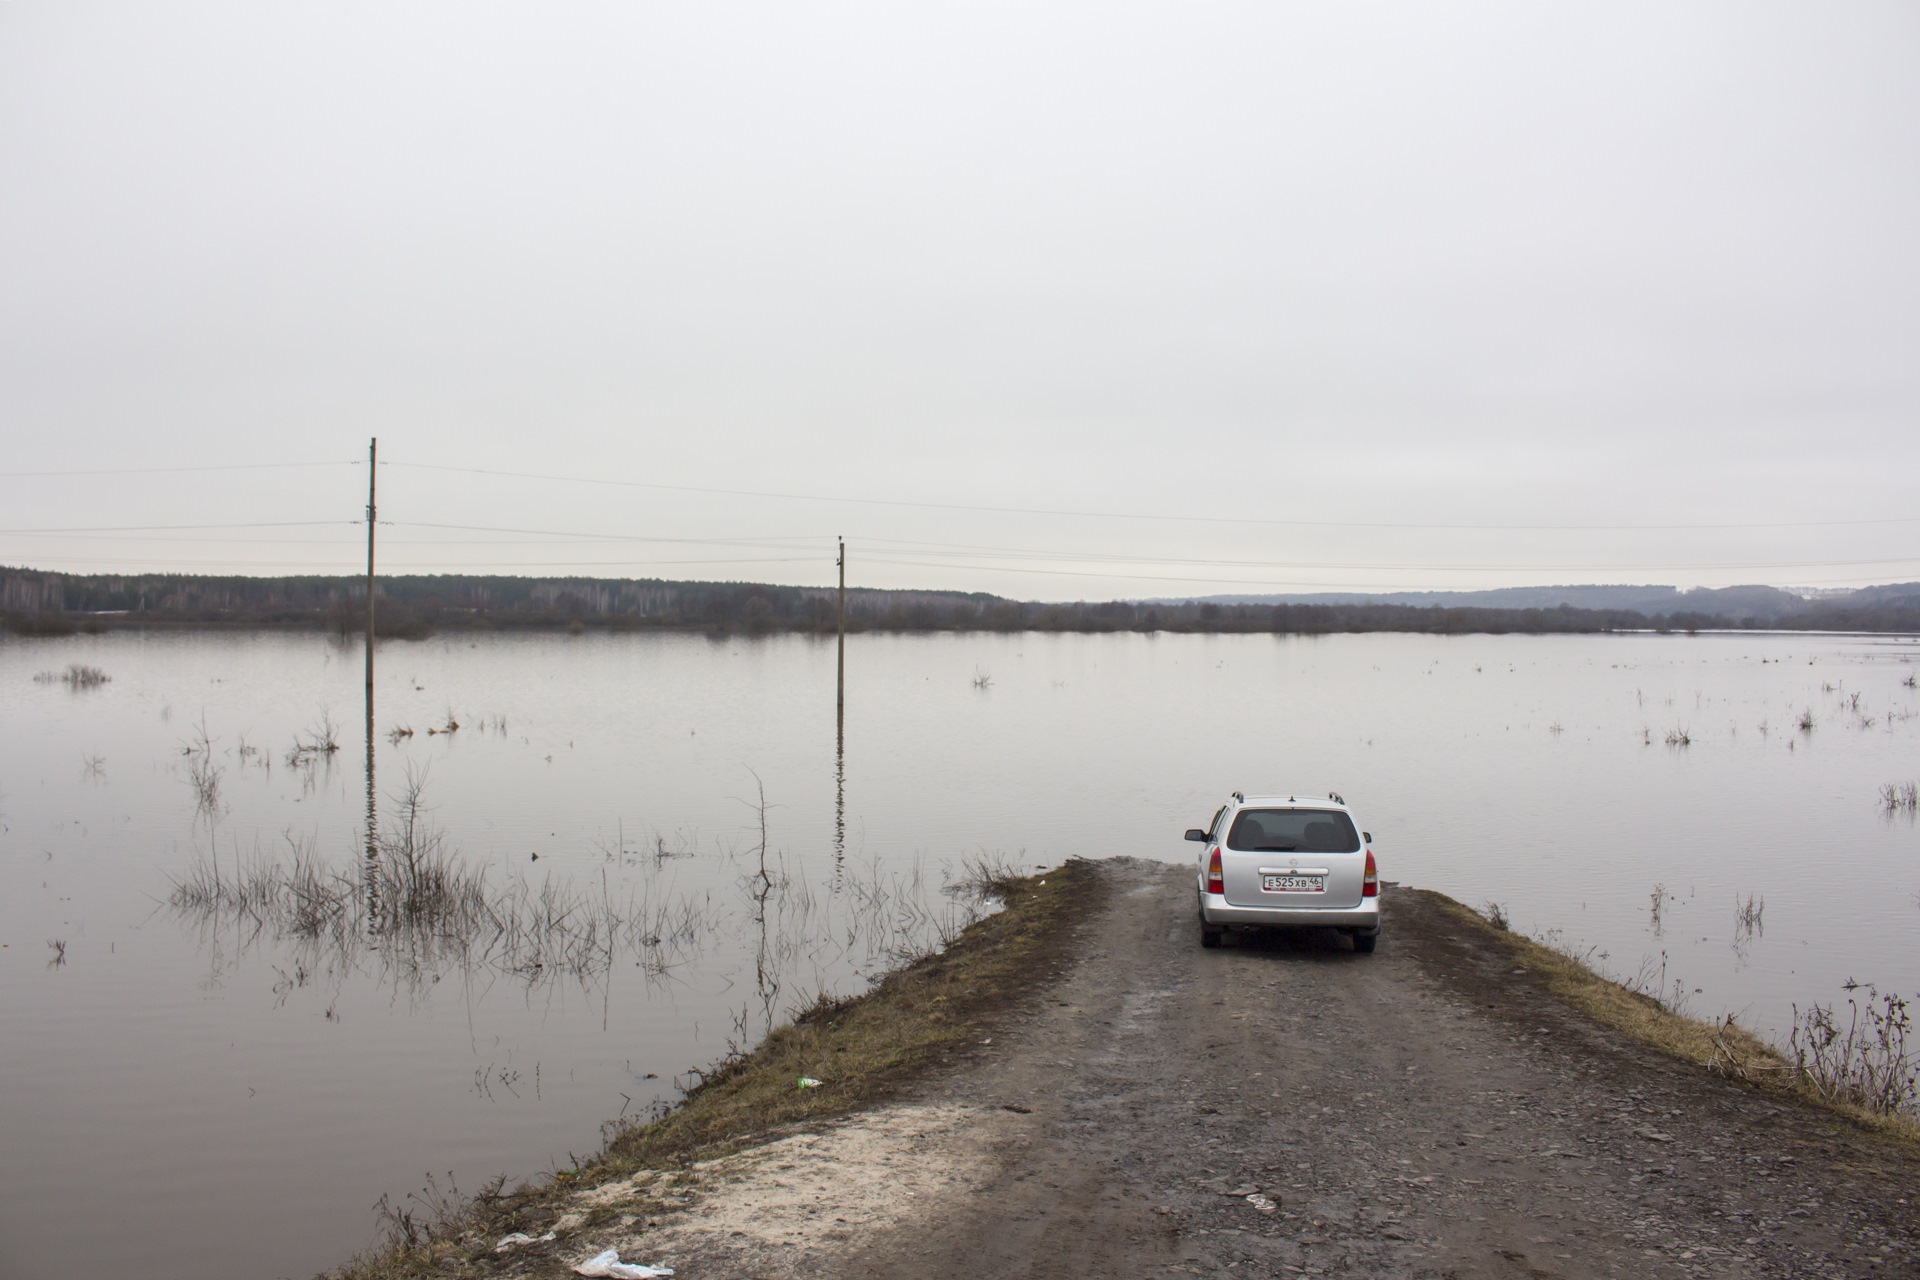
[3,2,1917,599]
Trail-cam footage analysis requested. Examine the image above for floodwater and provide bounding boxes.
[2,627,1917,1280]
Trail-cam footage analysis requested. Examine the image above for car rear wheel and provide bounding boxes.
[1352,931,1378,954]
[1200,919,1224,948]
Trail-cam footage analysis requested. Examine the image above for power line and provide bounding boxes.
[6,555,369,569]
[864,548,1920,574]
[383,459,1920,533]
[6,553,823,571]
[7,519,1913,576]
[378,555,824,569]
[0,533,366,545]
[391,520,833,549]
[0,461,360,478]
[858,554,1920,591]
[0,520,357,534]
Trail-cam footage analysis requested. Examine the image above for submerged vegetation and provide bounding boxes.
[165,773,1017,1021]
[33,662,110,688]
[286,709,342,763]
[1881,781,1920,817]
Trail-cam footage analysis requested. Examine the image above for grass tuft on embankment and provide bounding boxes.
[1423,891,1920,1148]
[326,859,1096,1280]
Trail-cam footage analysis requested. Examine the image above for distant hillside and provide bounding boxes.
[5,568,1919,637]
[1168,582,1920,622]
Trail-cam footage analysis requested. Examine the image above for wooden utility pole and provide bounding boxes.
[836,537,846,718]
[364,437,379,876]
[365,437,378,662]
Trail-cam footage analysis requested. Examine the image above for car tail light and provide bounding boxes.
[1206,847,1223,895]
[1362,848,1378,897]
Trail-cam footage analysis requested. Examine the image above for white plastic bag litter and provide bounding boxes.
[495,1231,557,1251]
[573,1248,674,1278]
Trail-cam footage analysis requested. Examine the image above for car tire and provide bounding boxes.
[1352,931,1378,955]
[1200,920,1224,949]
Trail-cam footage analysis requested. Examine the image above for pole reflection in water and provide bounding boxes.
[363,630,381,932]
[832,700,846,888]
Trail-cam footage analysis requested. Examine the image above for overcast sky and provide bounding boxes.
[3,2,1917,599]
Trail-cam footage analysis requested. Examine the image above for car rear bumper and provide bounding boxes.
[1198,889,1380,932]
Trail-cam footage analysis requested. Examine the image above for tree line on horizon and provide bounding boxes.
[3,566,1919,638]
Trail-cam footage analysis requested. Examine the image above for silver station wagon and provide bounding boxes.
[1188,792,1380,953]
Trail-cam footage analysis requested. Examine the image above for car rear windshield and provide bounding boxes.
[1226,809,1359,853]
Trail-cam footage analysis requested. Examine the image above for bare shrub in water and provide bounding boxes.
[183,715,223,818]
[951,850,1027,902]
[371,1170,502,1251]
[1878,781,1919,816]
[287,707,341,763]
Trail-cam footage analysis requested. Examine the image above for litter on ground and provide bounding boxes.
[495,1231,557,1251]
[573,1248,674,1278]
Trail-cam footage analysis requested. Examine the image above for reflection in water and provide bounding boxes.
[832,705,847,886]
[1649,882,1674,938]
[364,631,381,929]
[1732,892,1766,966]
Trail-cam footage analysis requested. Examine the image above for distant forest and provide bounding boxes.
[4,567,1919,638]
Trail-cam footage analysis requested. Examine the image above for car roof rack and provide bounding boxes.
[1328,791,1344,804]
[1231,790,1244,803]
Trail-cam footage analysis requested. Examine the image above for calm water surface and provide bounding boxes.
[2,628,1917,1280]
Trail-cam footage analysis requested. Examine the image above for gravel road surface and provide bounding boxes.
[827,858,1919,1279]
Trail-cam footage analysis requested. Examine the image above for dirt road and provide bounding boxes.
[577,859,1919,1279]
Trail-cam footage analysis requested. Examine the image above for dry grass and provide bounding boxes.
[323,858,1093,1280]
[1427,894,1920,1146]
[1790,983,1918,1116]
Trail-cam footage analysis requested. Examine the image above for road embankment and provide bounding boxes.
[330,859,1919,1280]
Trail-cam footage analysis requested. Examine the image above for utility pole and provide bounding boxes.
[836,537,846,719]
[365,437,377,662]
[364,437,379,879]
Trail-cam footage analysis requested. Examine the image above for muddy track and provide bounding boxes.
[560,858,1918,1279]
[846,859,1917,1279]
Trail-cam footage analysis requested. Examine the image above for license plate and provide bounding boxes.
[1262,873,1325,893]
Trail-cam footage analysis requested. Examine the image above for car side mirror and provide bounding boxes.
[1184,828,1208,842]
[1363,832,1372,843]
